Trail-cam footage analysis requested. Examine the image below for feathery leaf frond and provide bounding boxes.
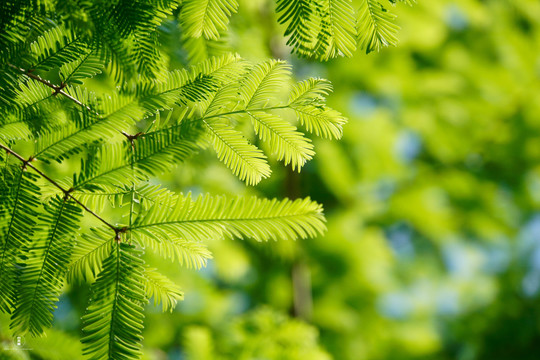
[67,228,115,284]
[276,0,357,60]
[72,123,206,193]
[276,0,407,58]
[59,50,104,85]
[11,197,81,336]
[142,266,184,312]
[247,110,314,170]
[81,243,146,360]
[322,0,357,58]
[0,169,41,314]
[288,78,346,139]
[204,120,271,185]
[131,193,326,243]
[28,25,88,72]
[357,0,400,53]
[240,60,291,109]
[0,2,358,356]
[180,0,238,40]
[137,234,212,270]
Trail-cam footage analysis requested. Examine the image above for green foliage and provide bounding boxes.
[2,1,536,360]
[11,197,81,336]
[81,243,146,360]
[357,0,400,53]
[182,308,331,360]
[276,0,412,58]
[130,194,324,243]
[0,0,363,359]
[0,170,41,314]
[180,0,239,40]
[142,266,184,312]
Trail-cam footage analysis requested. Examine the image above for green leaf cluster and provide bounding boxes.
[0,1,351,359]
[276,0,413,59]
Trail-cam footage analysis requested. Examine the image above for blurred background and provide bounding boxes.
[3,0,540,359]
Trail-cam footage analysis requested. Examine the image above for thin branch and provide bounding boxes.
[8,63,97,114]
[0,143,118,234]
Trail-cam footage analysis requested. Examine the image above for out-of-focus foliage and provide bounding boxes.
[181,308,330,360]
[2,0,540,360]
[159,0,540,359]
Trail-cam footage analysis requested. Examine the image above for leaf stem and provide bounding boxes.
[8,63,96,114]
[0,143,118,234]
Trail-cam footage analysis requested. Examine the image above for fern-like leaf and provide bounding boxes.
[316,0,357,59]
[288,78,346,139]
[0,169,40,314]
[28,25,88,72]
[81,242,146,360]
[11,196,81,336]
[276,0,357,60]
[142,266,184,312]
[71,123,206,193]
[130,193,326,243]
[276,0,319,58]
[204,120,271,186]
[59,49,104,85]
[67,227,115,284]
[247,110,314,170]
[137,234,212,270]
[180,0,238,40]
[357,0,400,53]
[240,60,291,109]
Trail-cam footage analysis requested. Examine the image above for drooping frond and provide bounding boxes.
[276,0,320,58]
[136,234,212,270]
[204,120,271,186]
[288,78,346,139]
[59,50,104,85]
[189,59,345,181]
[357,0,400,53]
[27,25,88,72]
[321,0,357,58]
[276,0,357,60]
[180,0,238,40]
[0,169,40,314]
[81,243,146,360]
[67,227,115,284]
[239,60,291,109]
[11,197,81,336]
[247,110,314,170]
[142,266,184,312]
[276,0,407,58]
[130,193,326,243]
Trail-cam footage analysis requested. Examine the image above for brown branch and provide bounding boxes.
[121,131,145,150]
[8,63,97,114]
[0,143,118,234]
